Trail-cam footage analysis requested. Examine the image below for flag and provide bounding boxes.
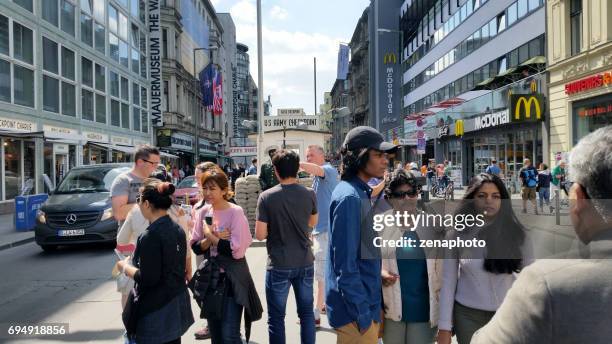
[337,44,349,80]
[212,66,223,115]
[199,64,214,107]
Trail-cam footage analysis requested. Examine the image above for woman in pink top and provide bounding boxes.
[190,169,261,344]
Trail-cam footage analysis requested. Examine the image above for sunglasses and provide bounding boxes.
[391,189,419,198]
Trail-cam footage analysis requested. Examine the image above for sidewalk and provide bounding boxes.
[0,214,35,251]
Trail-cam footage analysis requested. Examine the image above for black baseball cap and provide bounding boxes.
[342,126,399,152]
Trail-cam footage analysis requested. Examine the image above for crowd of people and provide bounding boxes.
[109,123,612,344]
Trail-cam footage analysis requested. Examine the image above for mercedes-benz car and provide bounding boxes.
[34,163,131,251]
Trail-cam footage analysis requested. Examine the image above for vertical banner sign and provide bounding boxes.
[232,65,240,137]
[148,0,163,127]
[337,44,349,80]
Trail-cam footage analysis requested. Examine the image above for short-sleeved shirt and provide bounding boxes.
[256,183,317,269]
[111,171,143,225]
[312,163,339,234]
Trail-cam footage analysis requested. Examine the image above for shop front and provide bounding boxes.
[42,124,82,189]
[82,131,110,165]
[572,93,612,144]
[199,138,219,164]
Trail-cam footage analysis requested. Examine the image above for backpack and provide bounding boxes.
[524,168,537,188]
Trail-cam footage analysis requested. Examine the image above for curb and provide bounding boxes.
[0,235,35,252]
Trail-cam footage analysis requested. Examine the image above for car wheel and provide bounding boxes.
[40,244,58,252]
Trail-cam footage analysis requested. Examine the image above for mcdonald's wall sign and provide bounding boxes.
[509,94,545,122]
[383,53,397,64]
[455,120,464,136]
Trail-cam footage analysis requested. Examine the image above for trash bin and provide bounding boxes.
[26,194,49,231]
[14,196,28,231]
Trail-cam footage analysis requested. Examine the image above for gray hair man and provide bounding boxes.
[472,125,612,343]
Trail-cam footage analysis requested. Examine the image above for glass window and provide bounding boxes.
[132,82,140,104]
[131,50,139,74]
[528,0,539,11]
[481,23,489,44]
[111,99,120,126]
[518,0,528,18]
[121,102,129,128]
[140,54,146,78]
[61,1,76,36]
[139,0,146,22]
[94,23,105,54]
[497,13,506,32]
[95,64,105,91]
[93,0,105,21]
[109,71,119,96]
[61,82,76,116]
[4,138,22,200]
[43,37,59,74]
[498,56,507,74]
[161,28,168,58]
[61,47,75,80]
[81,57,93,86]
[43,0,59,26]
[0,60,10,102]
[108,5,118,33]
[81,13,93,46]
[132,107,140,131]
[131,24,139,48]
[141,110,148,133]
[509,49,519,67]
[14,0,33,12]
[0,15,8,56]
[109,34,119,61]
[13,65,34,107]
[489,18,497,38]
[460,4,467,21]
[118,0,128,9]
[23,140,35,195]
[82,88,94,120]
[43,75,60,112]
[119,40,129,68]
[81,0,92,15]
[119,12,128,41]
[507,2,517,26]
[95,93,106,123]
[141,85,147,107]
[139,30,146,52]
[131,0,139,17]
[472,30,481,50]
[120,77,128,100]
[529,37,542,56]
[518,43,529,63]
[570,0,582,56]
[13,22,33,64]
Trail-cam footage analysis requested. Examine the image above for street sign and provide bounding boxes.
[417,138,426,154]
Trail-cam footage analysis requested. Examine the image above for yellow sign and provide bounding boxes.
[383,53,397,64]
[530,79,538,93]
[455,120,464,136]
[513,95,542,121]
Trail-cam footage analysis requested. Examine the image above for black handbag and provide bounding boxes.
[122,287,140,336]
[190,258,227,320]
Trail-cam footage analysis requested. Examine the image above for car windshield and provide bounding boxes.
[177,176,197,189]
[54,166,131,194]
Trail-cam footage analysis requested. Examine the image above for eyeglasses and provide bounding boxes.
[142,159,160,166]
[391,189,419,198]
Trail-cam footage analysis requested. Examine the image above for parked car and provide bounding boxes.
[34,163,131,251]
[173,175,199,206]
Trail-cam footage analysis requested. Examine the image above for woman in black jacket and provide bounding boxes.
[116,179,194,344]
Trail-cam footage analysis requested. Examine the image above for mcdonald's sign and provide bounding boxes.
[383,53,397,64]
[510,94,545,122]
[455,120,464,136]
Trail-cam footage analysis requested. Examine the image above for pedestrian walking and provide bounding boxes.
[115,179,194,344]
[259,146,280,191]
[519,158,539,214]
[299,145,339,327]
[485,159,501,177]
[437,173,533,344]
[472,125,612,343]
[255,149,318,344]
[190,170,262,344]
[380,170,442,344]
[537,163,552,213]
[326,126,398,343]
[550,160,567,209]
[247,158,258,176]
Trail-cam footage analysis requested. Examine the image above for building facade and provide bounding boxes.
[0,0,152,203]
[217,12,235,157]
[399,0,548,190]
[157,0,226,168]
[348,7,370,127]
[547,0,612,164]
[330,78,350,156]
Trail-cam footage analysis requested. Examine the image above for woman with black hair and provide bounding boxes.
[437,173,533,344]
[115,178,194,344]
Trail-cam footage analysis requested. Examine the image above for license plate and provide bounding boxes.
[58,229,85,236]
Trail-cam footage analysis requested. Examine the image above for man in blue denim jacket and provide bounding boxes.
[326,126,398,343]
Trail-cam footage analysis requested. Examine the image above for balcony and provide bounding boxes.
[162,112,223,142]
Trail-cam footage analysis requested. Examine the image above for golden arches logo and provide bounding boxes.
[514,96,541,120]
[455,120,464,136]
[383,53,397,64]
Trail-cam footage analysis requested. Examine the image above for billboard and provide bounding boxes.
[148,0,163,127]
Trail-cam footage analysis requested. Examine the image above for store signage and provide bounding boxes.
[384,63,395,123]
[229,146,257,157]
[510,94,544,122]
[277,108,305,116]
[232,65,240,137]
[0,117,35,132]
[111,135,132,146]
[564,71,612,95]
[83,131,109,143]
[170,132,193,151]
[263,115,319,131]
[148,0,163,127]
[43,125,82,140]
[383,53,397,64]
[134,139,149,146]
[398,138,417,145]
[199,138,217,155]
[455,120,464,136]
[474,110,510,130]
[577,103,612,117]
[156,129,171,147]
[53,144,69,155]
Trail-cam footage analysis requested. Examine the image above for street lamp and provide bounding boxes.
[193,44,218,166]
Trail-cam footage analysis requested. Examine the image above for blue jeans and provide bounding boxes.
[265,265,315,344]
[207,296,243,344]
[538,187,550,208]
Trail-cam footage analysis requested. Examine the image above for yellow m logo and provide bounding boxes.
[514,96,542,120]
[383,53,397,64]
[455,120,464,136]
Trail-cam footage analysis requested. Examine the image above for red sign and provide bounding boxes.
[565,71,612,95]
[577,103,612,117]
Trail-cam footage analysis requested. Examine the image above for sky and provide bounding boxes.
[211,0,370,116]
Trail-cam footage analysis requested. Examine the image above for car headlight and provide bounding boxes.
[101,208,113,221]
[36,210,46,224]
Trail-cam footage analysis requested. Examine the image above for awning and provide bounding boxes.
[110,145,136,154]
[46,138,82,145]
[517,55,546,74]
[0,130,44,139]
[520,55,546,66]
[159,151,179,159]
[472,77,496,90]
